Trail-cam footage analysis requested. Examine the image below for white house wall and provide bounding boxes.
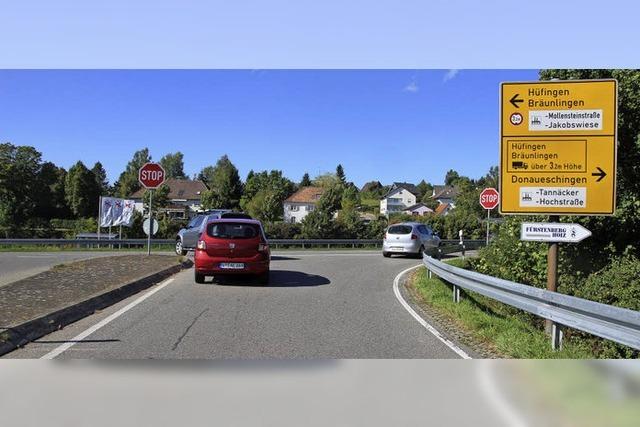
[380,188,417,215]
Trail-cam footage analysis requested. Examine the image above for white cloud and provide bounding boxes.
[403,78,419,93]
[443,69,459,82]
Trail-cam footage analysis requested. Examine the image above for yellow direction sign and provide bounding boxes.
[500,79,617,215]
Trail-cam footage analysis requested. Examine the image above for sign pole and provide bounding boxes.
[97,196,102,240]
[147,189,153,256]
[486,209,490,245]
[545,215,560,335]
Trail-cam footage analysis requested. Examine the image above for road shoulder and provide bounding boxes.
[399,265,500,359]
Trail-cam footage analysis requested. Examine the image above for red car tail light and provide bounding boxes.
[411,234,418,240]
[197,240,207,250]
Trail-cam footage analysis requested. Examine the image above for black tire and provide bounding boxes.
[195,271,206,284]
[175,239,187,256]
[416,245,425,258]
[257,271,270,285]
[382,251,391,258]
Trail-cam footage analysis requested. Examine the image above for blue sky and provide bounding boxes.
[0,69,539,187]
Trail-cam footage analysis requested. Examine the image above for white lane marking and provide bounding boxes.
[477,361,529,427]
[392,264,472,359]
[40,277,176,359]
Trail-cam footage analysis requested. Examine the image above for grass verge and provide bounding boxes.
[409,258,593,358]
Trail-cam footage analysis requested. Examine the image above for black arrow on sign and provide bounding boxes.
[510,94,524,108]
[592,167,607,182]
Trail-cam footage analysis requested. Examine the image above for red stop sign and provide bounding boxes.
[479,187,500,210]
[138,163,166,189]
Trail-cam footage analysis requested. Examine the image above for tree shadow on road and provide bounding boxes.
[211,270,330,288]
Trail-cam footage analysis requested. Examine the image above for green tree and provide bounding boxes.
[114,148,151,198]
[0,143,42,234]
[142,184,170,215]
[240,169,295,221]
[199,155,243,209]
[159,152,186,179]
[65,161,101,218]
[336,164,346,184]
[416,179,433,200]
[444,169,461,186]
[341,185,360,211]
[34,162,70,219]
[91,161,109,195]
[477,166,499,190]
[312,172,340,188]
[300,172,312,187]
[337,185,363,238]
[300,184,343,238]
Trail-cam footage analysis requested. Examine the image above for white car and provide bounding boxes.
[382,222,440,258]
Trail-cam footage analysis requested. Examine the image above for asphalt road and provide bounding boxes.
[0,250,173,288]
[5,251,473,359]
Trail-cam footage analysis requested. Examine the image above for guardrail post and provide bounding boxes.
[461,243,466,259]
[437,248,443,260]
[453,285,461,303]
[551,323,564,351]
[427,269,432,279]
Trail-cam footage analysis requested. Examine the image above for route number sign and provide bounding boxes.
[500,79,617,215]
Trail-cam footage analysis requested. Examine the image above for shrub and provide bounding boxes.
[471,216,549,288]
[263,222,301,239]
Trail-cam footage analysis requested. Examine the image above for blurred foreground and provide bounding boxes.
[1,360,638,426]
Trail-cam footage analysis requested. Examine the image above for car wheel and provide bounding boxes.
[257,271,270,285]
[416,245,425,258]
[175,239,187,256]
[195,271,205,284]
[382,251,391,258]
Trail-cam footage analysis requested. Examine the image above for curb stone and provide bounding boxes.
[0,259,192,357]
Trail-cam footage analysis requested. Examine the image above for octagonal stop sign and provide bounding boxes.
[138,162,166,189]
[479,187,500,210]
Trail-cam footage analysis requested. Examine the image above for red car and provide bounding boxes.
[194,218,270,285]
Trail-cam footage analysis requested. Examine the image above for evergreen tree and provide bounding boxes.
[336,164,346,184]
[91,161,109,195]
[300,172,312,187]
[444,169,460,186]
[416,179,433,200]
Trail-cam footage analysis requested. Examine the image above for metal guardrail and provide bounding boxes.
[0,238,174,247]
[0,238,486,250]
[423,255,640,351]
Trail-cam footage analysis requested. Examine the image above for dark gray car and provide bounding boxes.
[175,210,233,255]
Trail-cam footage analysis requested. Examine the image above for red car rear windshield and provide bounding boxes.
[207,222,260,239]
